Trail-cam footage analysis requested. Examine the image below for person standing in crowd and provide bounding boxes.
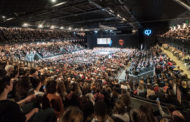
[0,76,38,122]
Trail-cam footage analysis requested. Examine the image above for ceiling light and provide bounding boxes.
[50,25,55,29]
[38,24,43,28]
[109,9,114,13]
[122,18,126,21]
[22,23,29,27]
[68,27,72,30]
[52,2,67,7]
[60,26,64,29]
[51,0,57,3]
[6,18,14,21]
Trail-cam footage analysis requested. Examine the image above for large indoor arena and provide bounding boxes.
[0,0,190,122]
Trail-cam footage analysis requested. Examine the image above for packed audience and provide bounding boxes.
[0,42,189,122]
[160,24,190,49]
[129,50,155,76]
[0,27,86,44]
[160,25,190,40]
[0,41,85,60]
[163,44,190,70]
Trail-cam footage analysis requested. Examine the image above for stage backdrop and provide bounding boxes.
[86,31,140,49]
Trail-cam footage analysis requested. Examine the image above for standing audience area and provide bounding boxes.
[0,27,189,122]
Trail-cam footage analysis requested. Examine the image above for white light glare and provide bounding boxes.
[38,24,43,28]
[117,14,121,18]
[52,2,67,7]
[2,16,5,19]
[60,26,64,29]
[22,23,29,27]
[51,0,57,3]
[183,23,187,29]
[50,25,55,29]
[173,26,176,30]
[122,18,126,21]
[68,27,72,30]
[6,18,14,21]
[177,25,181,29]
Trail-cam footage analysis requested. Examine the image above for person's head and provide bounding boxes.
[113,100,125,114]
[130,109,141,122]
[16,77,33,99]
[120,93,131,109]
[94,101,107,121]
[30,68,38,75]
[81,96,94,121]
[0,76,12,95]
[46,80,57,94]
[30,77,41,91]
[5,65,14,74]
[139,104,156,122]
[57,80,66,97]
[167,104,176,113]
[62,106,83,122]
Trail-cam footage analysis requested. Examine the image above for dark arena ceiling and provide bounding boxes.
[0,0,190,34]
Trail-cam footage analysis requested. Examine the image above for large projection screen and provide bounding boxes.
[97,38,111,45]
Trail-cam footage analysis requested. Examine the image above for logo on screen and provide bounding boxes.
[144,29,152,36]
[119,39,124,46]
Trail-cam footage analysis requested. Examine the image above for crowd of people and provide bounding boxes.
[130,48,189,104]
[0,41,85,61]
[163,44,190,61]
[0,41,189,122]
[0,27,86,44]
[160,25,190,40]
[128,50,155,76]
[159,24,190,49]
